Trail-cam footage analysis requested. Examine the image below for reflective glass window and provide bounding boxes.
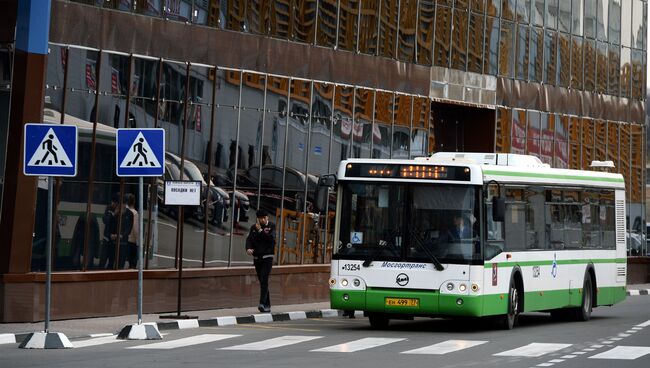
[631,48,645,99]
[471,0,486,14]
[596,0,608,42]
[516,25,530,80]
[292,0,317,43]
[571,36,584,90]
[317,0,338,47]
[630,124,643,203]
[540,113,553,165]
[568,117,581,169]
[546,0,558,30]
[495,108,512,153]
[554,115,569,169]
[544,30,558,85]
[596,41,609,93]
[373,91,393,158]
[359,0,380,54]
[526,110,541,157]
[131,57,161,129]
[529,26,544,82]
[392,94,411,159]
[581,118,594,170]
[557,33,571,87]
[499,20,515,77]
[517,0,530,23]
[631,0,646,49]
[620,46,631,98]
[621,0,632,47]
[468,13,485,73]
[486,0,500,17]
[531,0,544,27]
[104,0,132,12]
[511,109,526,155]
[558,0,571,33]
[164,0,193,22]
[609,0,621,45]
[135,0,162,16]
[352,88,374,158]
[333,85,354,162]
[584,0,597,39]
[398,0,418,62]
[594,119,607,161]
[270,0,292,38]
[502,0,515,20]
[247,0,271,34]
[379,0,399,58]
[417,0,436,65]
[451,8,469,71]
[607,121,619,167]
[484,16,499,75]
[572,0,584,36]
[434,5,452,68]
[584,39,597,91]
[608,44,620,95]
[338,0,360,52]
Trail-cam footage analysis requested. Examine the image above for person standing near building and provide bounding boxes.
[246,209,276,313]
[125,194,139,268]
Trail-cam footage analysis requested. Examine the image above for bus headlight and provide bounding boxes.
[446,282,454,291]
[458,284,467,292]
[341,278,349,287]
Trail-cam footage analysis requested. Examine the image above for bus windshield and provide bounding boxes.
[336,182,481,264]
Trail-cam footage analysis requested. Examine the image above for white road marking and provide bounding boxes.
[636,319,650,327]
[589,346,650,360]
[618,333,631,337]
[625,330,638,333]
[536,363,554,367]
[631,326,643,330]
[401,340,488,355]
[127,334,240,350]
[561,355,577,359]
[311,337,406,353]
[591,345,604,348]
[73,335,124,348]
[493,343,572,357]
[602,341,615,344]
[548,359,565,363]
[582,348,595,352]
[609,337,623,341]
[221,335,322,351]
[573,351,587,355]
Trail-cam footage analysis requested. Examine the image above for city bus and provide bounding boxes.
[323,152,627,329]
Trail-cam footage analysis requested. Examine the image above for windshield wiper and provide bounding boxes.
[362,228,401,267]
[409,230,445,271]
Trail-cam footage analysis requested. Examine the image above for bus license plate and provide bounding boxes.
[385,298,419,307]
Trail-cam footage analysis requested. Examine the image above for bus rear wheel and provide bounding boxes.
[573,273,593,321]
[368,313,390,329]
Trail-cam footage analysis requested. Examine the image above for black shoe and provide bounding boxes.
[258,304,265,313]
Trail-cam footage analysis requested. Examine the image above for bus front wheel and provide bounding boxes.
[497,278,520,330]
[368,313,390,329]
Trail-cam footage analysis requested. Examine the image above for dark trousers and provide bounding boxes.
[100,240,116,269]
[254,257,273,308]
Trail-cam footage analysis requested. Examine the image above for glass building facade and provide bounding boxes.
[1,0,648,278]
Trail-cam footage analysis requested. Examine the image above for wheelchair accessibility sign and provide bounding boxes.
[116,128,165,177]
[23,124,77,177]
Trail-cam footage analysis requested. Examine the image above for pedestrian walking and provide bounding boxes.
[246,209,276,313]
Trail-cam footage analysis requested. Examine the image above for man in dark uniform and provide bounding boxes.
[246,209,276,313]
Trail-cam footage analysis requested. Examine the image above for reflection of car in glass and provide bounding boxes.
[244,165,318,215]
[158,153,228,225]
[205,168,251,224]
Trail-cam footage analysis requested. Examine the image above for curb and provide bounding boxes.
[1,309,344,345]
[627,289,650,296]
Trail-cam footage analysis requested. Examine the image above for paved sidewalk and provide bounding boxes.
[1,284,649,344]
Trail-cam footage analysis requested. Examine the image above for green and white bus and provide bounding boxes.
[326,152,627,329]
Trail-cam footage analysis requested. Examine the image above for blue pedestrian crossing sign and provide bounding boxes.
[116,128,165,177]
[23,123,78,177]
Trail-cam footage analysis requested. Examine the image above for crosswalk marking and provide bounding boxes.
[221,336,322,351]
[311,337,406,353]
[127,334,240,350]
[493,343,572,357]
[589,346,650,360]
[74,335,124,348]
[401,340,488,355]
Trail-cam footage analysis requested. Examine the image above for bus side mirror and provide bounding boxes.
[492,197,505,222]
[315,174,336,213]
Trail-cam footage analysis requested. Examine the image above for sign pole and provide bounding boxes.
[138,176,144,324]
[45,177,53,332]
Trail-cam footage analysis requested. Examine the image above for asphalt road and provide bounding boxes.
[2,296,650,368]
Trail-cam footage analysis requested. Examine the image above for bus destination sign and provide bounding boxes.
[345,163,471,181]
